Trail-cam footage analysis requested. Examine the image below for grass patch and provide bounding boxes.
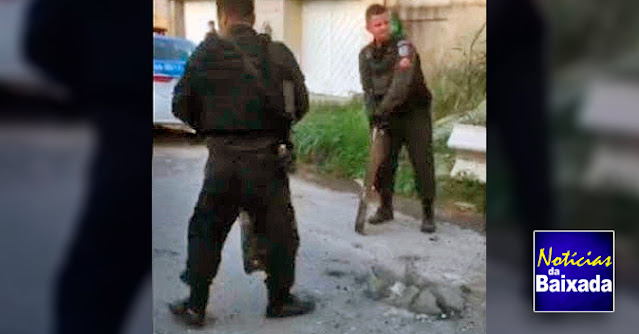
[431,24,486,121]
[393,156,486,214]
[439,176,486,214]
[431,62,486,121]
[292,100,370,179]
[292,98,485,214]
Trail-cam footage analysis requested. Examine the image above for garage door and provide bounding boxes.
[302,0,370,97]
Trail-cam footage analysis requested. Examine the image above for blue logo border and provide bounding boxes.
[532,230,615,313]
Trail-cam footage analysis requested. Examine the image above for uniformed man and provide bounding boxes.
[167,0,313,327]
[359,4,436,233]
[207,20,218,37]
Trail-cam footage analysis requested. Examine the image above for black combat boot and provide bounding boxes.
[168,299,205,327]
[266,293,316,318]
[421,202,436,233]
[168,281,208,327]
[368,207,394,225]
[368,191,394,225]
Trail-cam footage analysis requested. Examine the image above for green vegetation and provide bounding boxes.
[292,24,487,214]
[292,98,485,214]
[431,64,486,121]
[292,100,370,179]
[431,23,486,121]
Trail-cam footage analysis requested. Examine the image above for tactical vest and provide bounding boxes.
[188,27,291,135]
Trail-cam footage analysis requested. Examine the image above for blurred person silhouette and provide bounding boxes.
[207,20,218,38]
[489,0,554,301]
[262,21,273,37]
[24,0,150,333]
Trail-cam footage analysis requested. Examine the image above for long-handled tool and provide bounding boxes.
[355,126,392,235]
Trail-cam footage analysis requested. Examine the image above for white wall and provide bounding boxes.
[184,0,371,97]
[184,1,217,44]
[182,0,371,97]
[182,0,485,98]
[299,0,486,97]
[301,0,371,97]
[183,0,286,44]
[398,4,486,78]
[254,0,285,42]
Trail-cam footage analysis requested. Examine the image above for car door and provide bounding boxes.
[153,37,195,125]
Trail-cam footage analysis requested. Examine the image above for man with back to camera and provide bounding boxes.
[168,0,313,327]
[359,4,437,233]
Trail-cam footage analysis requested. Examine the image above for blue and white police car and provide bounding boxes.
[153,34,197,130]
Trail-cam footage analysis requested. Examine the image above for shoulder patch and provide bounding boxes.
[397,40,413,58]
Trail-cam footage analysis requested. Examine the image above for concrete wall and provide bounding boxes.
[283,0,304,63]
[387,0,486,6]
[172,1,186,38]
[395,1,486,79]
[301,0,371,97]
[182,0,289,45]
[181,0,301,57]
[298,0,485,97]
[153,0,171,31]
[154,0,186,37]
[184,1,217,43]
[176,0,485,97]
[254,0,286,41]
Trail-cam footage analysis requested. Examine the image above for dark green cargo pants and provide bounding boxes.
[375,107,436,210]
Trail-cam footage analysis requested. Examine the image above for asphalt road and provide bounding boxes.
[152,133,486,334]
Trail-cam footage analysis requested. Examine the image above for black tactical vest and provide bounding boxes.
[180,25,290,135]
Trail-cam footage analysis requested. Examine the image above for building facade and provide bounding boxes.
[153,0,186,37]
[156,0,486,98]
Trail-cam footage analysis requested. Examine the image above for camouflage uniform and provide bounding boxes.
[359,37,436,230]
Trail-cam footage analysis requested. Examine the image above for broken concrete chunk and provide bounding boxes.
[390,281,406,296]
[367,271,392,300]
[433,285,465,312]
[410,289,441,315]
[372,265,400,283]
[392,285,420,309]
[404,262,434,288]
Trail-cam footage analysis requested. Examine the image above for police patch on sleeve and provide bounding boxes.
[397,40,413,58]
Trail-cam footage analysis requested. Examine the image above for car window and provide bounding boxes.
[153,38,174,60]
[173,40,197,61]
[154,37,196,61]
